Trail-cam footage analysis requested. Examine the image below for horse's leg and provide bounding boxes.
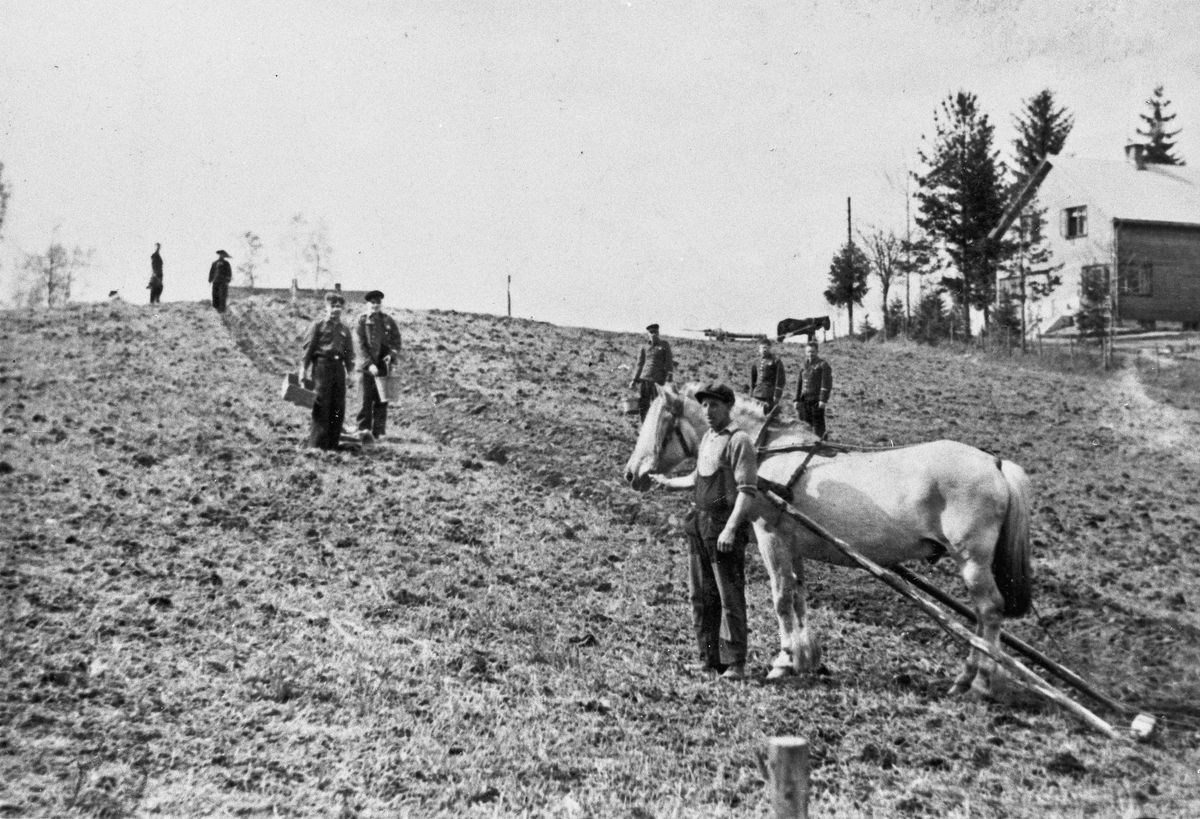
[951,553,1007,699]
[756,525,820,678]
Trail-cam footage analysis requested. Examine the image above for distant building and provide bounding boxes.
[1000,146,1200,333]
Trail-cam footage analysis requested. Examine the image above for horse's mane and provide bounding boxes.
[665,382,818,449]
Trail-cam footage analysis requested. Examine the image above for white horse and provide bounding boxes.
[624,383,1033,697]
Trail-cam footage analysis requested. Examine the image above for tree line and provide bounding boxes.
[823,85,1185,345]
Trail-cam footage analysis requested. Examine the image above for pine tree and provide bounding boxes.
[823,242,870,337]
[913,91,1011,337]
[1138,85,1184,165]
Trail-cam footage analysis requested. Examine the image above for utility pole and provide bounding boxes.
[507,275,512,321]
[847,197,852,248]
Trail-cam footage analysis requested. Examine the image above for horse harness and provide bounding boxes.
[659,408,695,460]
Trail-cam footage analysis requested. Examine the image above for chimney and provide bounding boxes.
[1124,141,1147,170]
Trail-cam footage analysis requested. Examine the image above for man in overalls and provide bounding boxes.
[652,383,758,680]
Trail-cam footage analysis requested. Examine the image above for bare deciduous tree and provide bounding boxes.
[237,231,266,288]
[18,234,94,308]
[286,213,334,290]
[859,227,902,340]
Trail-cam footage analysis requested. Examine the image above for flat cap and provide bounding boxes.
[646,323,660,333]
[324,292,346,305]
[364,290,384,303]
[695,382,735,405]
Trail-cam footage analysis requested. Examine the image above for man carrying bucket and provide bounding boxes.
[301,292,355,450]
[651,383,757,681]
[630,323,675,420]
[355,290,402,440]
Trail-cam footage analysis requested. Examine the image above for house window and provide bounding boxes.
[1061,206,1088,239]
[1118,262,1153,296]
[1081,264,1109,290]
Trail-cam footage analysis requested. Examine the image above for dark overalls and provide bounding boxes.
[684,435,749,669]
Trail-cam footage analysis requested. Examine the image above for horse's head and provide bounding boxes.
[624,384,697,491]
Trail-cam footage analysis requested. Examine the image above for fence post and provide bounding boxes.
[768,737,809,818]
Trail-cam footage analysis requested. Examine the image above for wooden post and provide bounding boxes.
[507,275,512,321]
[768,737,809,819]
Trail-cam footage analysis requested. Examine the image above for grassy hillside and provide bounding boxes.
[3,297,1198,818]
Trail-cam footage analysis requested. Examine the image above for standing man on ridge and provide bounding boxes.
[630,323,675,420]
[208,249,232,312]
[354,289,402,440]
[148,243,163,304]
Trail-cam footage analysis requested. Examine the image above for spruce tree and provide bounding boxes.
[823,242,870,337]
[1007,90,1072,346]
[1012,89,1073,180]
[1138,85,1184,165]
[913,91,1011,337]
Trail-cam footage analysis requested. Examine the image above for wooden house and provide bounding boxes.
[998,146,1200,333]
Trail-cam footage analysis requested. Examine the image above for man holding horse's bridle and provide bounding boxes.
[651,383,757,681]
[629,323,675,420]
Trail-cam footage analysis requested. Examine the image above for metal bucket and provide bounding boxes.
[620,396,640,416]
[374,374,403,403]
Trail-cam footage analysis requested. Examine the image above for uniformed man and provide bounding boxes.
[629,323,675,420]
[651,383,757,681]
[795,340,833,439]
[354,289,403,439]
[148,243,163,304]
[300,292,355,450]
[208,249,233,312]
[749,337,786,412]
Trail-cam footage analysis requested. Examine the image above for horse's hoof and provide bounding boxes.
[766,666,793,680]
[948,681,971,697]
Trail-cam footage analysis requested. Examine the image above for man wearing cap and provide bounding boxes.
[208,250,233,312]
[300,293,355,450]
[629,323,675,420]
[354,290,403,439]
[651,383,757,681]
[795,341,833,439]
[749,337,786,412]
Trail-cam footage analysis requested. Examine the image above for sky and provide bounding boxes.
[2,0,1198,336]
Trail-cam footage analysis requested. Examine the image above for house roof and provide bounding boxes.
[1050,155,1200,226]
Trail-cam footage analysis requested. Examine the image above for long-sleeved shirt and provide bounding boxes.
[151,251,163,278]
[796,357,833,403]
[750,355,786,403]
[302,318,354,371]
[355,312,402,371]
[632,339,674,384]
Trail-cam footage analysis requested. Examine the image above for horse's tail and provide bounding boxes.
[993,459,1033,617]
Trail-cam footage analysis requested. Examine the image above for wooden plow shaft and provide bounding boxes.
[759,490,1126,742]
[890,564,1135,719]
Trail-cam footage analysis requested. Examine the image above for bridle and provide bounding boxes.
[656,404,695,462]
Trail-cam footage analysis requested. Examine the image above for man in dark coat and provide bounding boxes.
[208,249,232,312]
[148,243,163,304]
[354,290,403,439]
[301,292,355,450]
[795,341,833,439]
[749,337,786,412]
[629,323,675,420]
[651,383,758,681]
